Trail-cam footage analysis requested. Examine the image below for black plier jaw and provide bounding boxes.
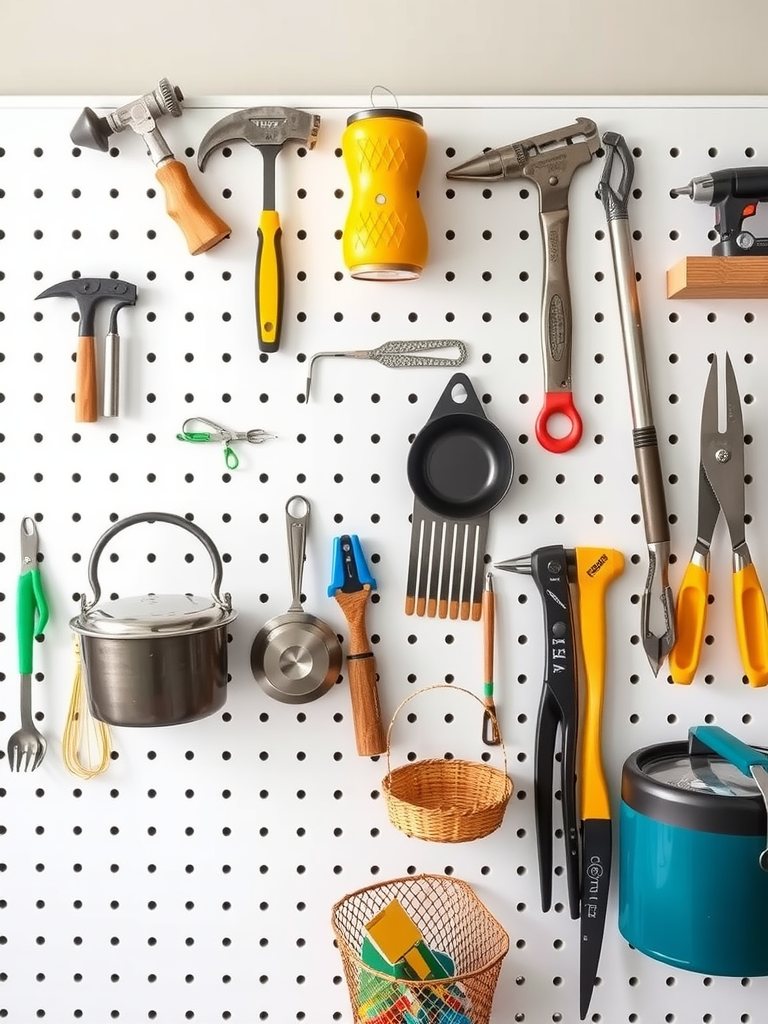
[497,544,581,918]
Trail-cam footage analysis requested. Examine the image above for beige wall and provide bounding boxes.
[1,0,767,96]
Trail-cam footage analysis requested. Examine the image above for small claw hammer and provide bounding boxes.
[447,117,600,453]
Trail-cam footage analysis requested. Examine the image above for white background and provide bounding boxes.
[2,14,768,1021]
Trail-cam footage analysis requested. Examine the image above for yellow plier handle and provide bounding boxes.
[669,557,709,685]
[670,554,768,687]
[734,560,768,688]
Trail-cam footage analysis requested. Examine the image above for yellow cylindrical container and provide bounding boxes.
[342,107,428,280]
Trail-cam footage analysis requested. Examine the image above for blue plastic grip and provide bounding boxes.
[327,534,376,595]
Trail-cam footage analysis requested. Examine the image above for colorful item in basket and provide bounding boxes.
[365,899,451,981]
[360,935,470,1022]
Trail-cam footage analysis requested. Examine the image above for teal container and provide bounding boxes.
[619,729,768,976]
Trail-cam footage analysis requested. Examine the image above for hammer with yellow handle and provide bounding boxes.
[70,78,231,256]
[197,106,321,352]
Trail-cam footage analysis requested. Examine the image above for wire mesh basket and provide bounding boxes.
[332,873,510,1024]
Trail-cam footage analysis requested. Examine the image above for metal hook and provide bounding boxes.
[369,84,399,109]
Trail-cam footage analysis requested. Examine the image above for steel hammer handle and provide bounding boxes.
[155,160,231,256]
[75,336,98,422]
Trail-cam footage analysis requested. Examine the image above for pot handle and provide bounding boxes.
[81,512,231,613]
[426,372,487,423]
[689,725,768,775]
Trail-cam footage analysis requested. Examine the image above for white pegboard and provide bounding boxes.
[1,94,768,1023]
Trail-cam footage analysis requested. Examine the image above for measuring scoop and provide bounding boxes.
[250,496,342,704]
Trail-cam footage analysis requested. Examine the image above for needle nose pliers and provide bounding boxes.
[670,353,768,686]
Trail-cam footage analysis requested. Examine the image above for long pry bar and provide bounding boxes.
[599,132,675,675]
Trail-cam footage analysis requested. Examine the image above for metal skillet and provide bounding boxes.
[251,496,342,703]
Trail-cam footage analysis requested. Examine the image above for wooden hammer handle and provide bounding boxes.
[75,335,98,423]
[155,160,231,256]
[335,588,386,757]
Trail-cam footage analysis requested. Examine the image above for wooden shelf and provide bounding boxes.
[667,256,768,299]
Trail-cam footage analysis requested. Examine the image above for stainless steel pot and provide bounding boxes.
[70,512,237,727]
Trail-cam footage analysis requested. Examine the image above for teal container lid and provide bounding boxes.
[622,740,767,836]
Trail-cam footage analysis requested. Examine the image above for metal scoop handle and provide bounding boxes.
[286,496,310,613]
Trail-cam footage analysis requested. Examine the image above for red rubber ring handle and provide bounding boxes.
[535,391,583,453]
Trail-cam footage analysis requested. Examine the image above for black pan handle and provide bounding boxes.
[426,372,488,424]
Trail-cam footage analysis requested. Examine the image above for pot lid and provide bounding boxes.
[622,741,767,836]
[70,593,237,638]
[644,753,760,798]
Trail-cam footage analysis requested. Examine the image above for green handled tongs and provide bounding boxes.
[598,132,675,676]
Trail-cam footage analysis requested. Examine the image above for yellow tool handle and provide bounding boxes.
[575,547,625,821]
[75,336,98,423]
[256,209,284,352]
[155,160,231,256]
[669,561,708,685]
[733,562,768,687]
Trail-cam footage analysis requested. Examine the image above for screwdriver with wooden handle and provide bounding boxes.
[328,535,386,757]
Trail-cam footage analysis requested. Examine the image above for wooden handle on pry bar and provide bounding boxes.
[155,160,231,256]
[335,588,386,757]
[75,335,98,422]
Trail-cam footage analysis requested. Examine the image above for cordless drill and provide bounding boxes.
[672,167,768,256]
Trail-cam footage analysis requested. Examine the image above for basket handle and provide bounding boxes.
[386,684,508,777]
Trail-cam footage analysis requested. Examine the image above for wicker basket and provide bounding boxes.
[332,873,509,1024]
[382,686,513,843]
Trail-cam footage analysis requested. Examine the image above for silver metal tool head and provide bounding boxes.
[70,78,183,152]
[446,116,599,183]
[700,352,747,556]
[197,107,321,171]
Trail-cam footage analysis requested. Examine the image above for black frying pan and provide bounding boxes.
[407,373,514,519]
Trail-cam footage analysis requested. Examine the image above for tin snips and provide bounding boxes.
[447,117,600,453]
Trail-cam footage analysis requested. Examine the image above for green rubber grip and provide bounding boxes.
[17,569,49,674]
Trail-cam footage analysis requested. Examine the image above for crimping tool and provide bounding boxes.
[328,535,386,756]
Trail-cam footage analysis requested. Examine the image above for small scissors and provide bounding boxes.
[177,417,275,470]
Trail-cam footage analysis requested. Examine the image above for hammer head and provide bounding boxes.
[36,278,138,336]
[71,78,183,151]
[197,106,321,171]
